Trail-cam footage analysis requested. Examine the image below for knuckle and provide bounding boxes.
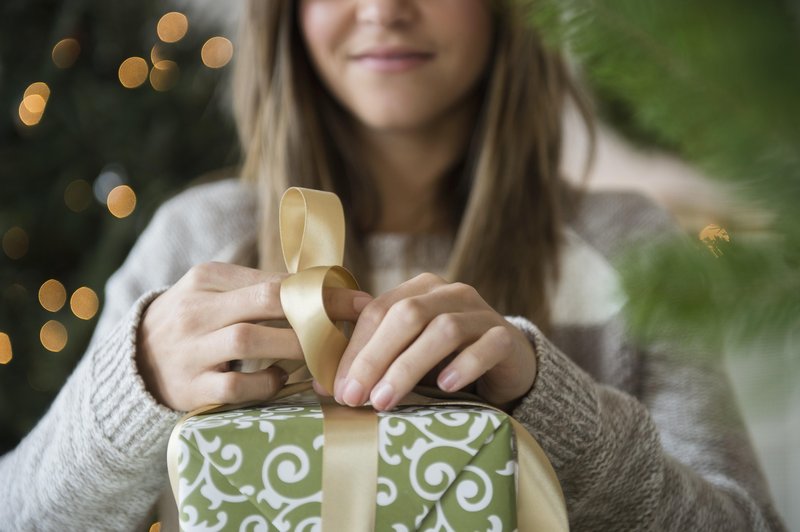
[391,299,425,327]
[414,272,444,288]
[253,281,278,308]
[388,356,416,382]
[433,313,462,342]
[488,325,514,351]
[228,323,252,353]
[353,353,383,380]
[451,282,478,299]
[360,303,387,329]
[184,262,216,288]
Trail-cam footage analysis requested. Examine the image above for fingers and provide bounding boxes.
[365,312,493,411]
[322,287,373,322]
[185,276,371,331]
[334,273,450,395]
[178,261,288,292]
[437,325,513,394]
[197,367,289,405]
[197,323,304,366]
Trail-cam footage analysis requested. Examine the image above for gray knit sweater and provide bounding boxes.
[0,179,785,531]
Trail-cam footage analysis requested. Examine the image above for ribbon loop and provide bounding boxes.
[280,187,346,272]
[278,187,359,395]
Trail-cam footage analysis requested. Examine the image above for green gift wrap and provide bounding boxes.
[170,399,518,531]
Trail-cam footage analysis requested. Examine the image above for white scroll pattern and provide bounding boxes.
[175,402,516,531]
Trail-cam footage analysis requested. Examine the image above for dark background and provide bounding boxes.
[1,0,240,452]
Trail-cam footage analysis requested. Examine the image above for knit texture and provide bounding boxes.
[0,178,786,531]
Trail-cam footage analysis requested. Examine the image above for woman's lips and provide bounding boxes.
[352,53,433,73]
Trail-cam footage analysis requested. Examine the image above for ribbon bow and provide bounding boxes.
[278,187,359,395]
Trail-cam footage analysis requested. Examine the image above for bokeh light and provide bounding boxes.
[18,82,51,126]
[94,165,127,204]
[151,44,166,65]
[40,320,68,353]
[22,94,47,114]
[0,333,12,365]
[70,287,99,320]
[150,60,179,91]
[39,279,67,312]
[64,179,93,212]
[52,38,81,69]
[149,522,162,532]
[24,82,51,101]
[201,37,234,69]
[107,185,137,218]
[157,12,188,43]
[118,57,149,89]
[2,227,29,260]
[18,101,43,126]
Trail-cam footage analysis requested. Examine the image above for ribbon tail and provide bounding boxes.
[320,399,378,532]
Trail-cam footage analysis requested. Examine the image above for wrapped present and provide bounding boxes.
[167,188,568,531]
[171,399,517,531]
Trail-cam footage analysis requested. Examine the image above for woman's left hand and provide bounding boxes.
[328,273,537,411]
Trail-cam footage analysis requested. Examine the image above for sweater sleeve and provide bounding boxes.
[506,315,786,531]
[0,178,258,531]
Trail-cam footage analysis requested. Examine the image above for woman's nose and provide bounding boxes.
[356,0,417,27]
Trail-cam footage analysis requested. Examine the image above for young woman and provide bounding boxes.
[0,0,785,530]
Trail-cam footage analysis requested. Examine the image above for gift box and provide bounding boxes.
[171,398,518,531]
[167,188,567,531]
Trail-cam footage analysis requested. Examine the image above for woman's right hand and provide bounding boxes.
[136,261,371,412]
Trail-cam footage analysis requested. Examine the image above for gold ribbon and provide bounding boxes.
[167,187,569,531]
[278,187,360,395]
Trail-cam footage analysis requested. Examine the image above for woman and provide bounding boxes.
[0,0,785,530]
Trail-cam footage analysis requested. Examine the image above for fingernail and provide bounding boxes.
[371,381,395,411]
[438,369,460,392]
[353,295,372,313]
[342,378,366,406]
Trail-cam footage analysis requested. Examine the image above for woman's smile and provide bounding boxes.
[350,46,434,73]
[300,0,493,132]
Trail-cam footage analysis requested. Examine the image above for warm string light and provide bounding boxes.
[151,44,166,65]
[0,333,12,365]
[40,320,68,353]
[201,37,234,69]
[18,82,50,126]
[107,185,137,218]
[2,226,29,260]
[70,287,99,320]
[118,57,149,89]
[52,38,81,69]
[157,12,188,43]
[150,60,179,91]
[39,279,67,312]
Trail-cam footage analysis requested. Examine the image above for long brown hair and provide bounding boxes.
[233,0,592,332]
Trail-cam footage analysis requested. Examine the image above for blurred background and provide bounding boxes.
[1,0,797,528]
